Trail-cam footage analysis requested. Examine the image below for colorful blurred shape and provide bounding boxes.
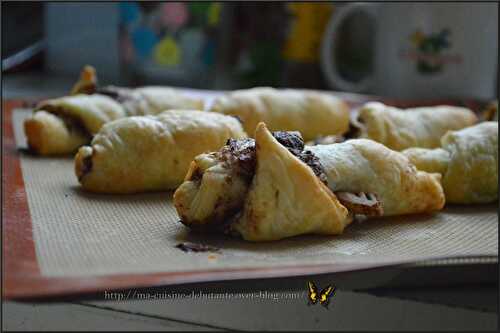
[132,27,158,59]
[119,2,141,26]
[154,36,181,66]
[207,3,221,26]
[161,2,189,30]
[410,30,425,47]
[179,28,205,68]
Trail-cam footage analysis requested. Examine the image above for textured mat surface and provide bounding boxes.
[12,109,498,278]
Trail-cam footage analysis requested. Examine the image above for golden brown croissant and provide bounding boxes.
[232,123,352,241]
[354,102,478,150]
[307,140,445,216]
[174,123,445,241]
[24,66,204,155]
[209,87,350,141]
[403,121,498,204]
[75,110,246,194]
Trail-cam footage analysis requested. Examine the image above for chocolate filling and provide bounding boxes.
[223,132,384,215]
[75,83,96,95]
[297,150,328,184]
[96,86,139,105]
[335,192,383,217]
[58,114,89,137]
[218,131,328,185]
[182,130,383,234]
[344,113,365,139]
[175,242,220,253]
[189,165,204,183]
[181,131,328,233]
[272,131,304,155]
[223,138,257,179]
[37,105,91,139]
[274,131,328,184]
[34,84,135,141]
[78,153,93,182]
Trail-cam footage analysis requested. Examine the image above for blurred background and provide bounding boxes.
[2,2,498,100]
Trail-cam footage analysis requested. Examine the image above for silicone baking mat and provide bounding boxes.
[2,95,497,299]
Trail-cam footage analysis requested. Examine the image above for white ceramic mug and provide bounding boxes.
[321,3,498,99]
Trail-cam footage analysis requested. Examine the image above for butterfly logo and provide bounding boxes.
[307,281,336,308]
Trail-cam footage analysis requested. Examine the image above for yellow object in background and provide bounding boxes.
[410,30,425,47]
[283,3,335,63]
[207,2,221,27]
[154,36,181,66]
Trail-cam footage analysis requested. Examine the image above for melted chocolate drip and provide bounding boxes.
[175,242,220,253]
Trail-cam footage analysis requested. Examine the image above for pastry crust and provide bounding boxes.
[131,87,204,114]
[75,110,247,194]
[357,102,478,151]
[174,145,253,232]
[25,94,124,155]
[37,94,126,135]
[210,87,350,141]
[232,123,352,241]
[174,127,446,241]
[24,110,90,155]
[308,140,445,216]
[101,86,205,116]
[399,148,450,176]
[482,101,498,121]
[24,67,204,156]
[403,122,498,204]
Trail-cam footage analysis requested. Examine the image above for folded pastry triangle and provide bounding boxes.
[232,123,352,241]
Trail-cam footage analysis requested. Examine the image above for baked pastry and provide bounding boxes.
[174,123,445,241]
[175,123,353,241]
[209,87,350,141]
[482,101,498,121]
[307,140,445,216]
[24,66,204,155]
[75,110,246,194]
[403,121,498,204]
[354,102,478,151]
[231,123,352,241]
[25,94,125,155]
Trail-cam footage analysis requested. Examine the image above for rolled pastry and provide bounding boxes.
[355,102,478,151]
[209,87,350,141]
[482,101,498,121]
[307,140,445,216]
[24,110,91,155]
[174,123,445,241]
[231,123,352,241]
[24,66,204,155]
[75,110,246,194]
[403,122,498,204]
[98,85,204,116]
